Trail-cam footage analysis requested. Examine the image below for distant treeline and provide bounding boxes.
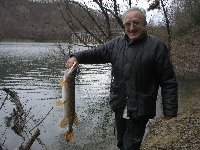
[0,0,199,42]
[0,0,80,42]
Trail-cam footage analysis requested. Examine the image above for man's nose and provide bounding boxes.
[129,23,136,30]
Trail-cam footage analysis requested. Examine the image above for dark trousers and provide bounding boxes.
[115,115,149,150]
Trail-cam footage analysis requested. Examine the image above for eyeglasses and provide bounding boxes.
[123,21,143,28]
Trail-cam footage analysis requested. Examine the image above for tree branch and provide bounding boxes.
[29,107,53,133]
[20,128,40,150]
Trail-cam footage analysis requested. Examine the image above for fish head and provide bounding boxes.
[67,61,78,75]
[62,61,77,81]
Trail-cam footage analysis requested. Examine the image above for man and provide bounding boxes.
[66,7,178,150]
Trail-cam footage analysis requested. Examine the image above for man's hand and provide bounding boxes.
[66,56,78,69]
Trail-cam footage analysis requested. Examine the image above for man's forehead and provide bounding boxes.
[124,19,141,23]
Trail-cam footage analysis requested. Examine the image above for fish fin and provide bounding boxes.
[59,78,65,86]
[65,130,74,143]
[74,112,78,127]
[60,118,67,128]
[56,99,64,106]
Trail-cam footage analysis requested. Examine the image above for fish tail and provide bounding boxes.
[65,130,74,143]
[60,118,67,128]
[74,112,78,127]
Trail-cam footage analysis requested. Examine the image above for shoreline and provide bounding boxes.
[141,80,200,149]
[0,39,69,43]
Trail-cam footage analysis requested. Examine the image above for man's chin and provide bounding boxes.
[129,36,139,41]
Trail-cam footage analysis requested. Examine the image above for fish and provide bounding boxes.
[57,61,78,143]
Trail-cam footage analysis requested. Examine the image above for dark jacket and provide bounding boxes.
[71,34,178,119]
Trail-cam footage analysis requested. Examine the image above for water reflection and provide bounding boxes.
[0,42,116,150]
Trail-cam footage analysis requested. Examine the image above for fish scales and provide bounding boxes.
[59,62,78,143]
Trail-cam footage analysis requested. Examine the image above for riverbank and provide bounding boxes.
[141,79,200,149]
[139,29,199,149]
[171,26,200,79]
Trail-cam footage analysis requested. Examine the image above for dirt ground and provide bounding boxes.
[141,81,200,150]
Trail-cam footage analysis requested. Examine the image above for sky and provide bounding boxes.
[76,0,165,25]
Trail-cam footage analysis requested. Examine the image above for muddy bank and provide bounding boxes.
[141,80,200,150]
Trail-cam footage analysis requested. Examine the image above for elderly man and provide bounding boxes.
[66,6,178,150]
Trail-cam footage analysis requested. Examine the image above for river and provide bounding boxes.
[0,42,116,150]
[0,42,199,150]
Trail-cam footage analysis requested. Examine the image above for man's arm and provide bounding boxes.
[65,37,121,68]
[155,42,178,118]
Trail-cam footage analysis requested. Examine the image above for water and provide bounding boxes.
[0,42,116,150]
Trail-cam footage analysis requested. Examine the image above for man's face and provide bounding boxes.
[123,10,146,42]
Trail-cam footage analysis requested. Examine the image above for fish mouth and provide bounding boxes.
[68,61,78,74]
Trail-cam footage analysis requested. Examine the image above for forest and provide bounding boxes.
[0,0,73,41]
[0,0,199,44]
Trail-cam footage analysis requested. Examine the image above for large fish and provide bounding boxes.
[57,61,78,143]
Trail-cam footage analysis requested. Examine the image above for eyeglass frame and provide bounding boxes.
[123,20,146,28]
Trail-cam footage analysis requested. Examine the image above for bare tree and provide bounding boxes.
[58,0,138,45]
[147,0,173,56]
[160,0,172,54]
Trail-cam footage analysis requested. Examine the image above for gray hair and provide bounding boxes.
[122,6,147,23]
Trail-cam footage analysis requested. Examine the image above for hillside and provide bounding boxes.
[0,0,80,42]
[171,26,200,79]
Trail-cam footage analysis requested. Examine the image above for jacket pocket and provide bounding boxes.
[109,93,125,113]
[137,92,156,118]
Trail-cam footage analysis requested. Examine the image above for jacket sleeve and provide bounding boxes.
[155,42,178,117]
[70,38,116,64]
